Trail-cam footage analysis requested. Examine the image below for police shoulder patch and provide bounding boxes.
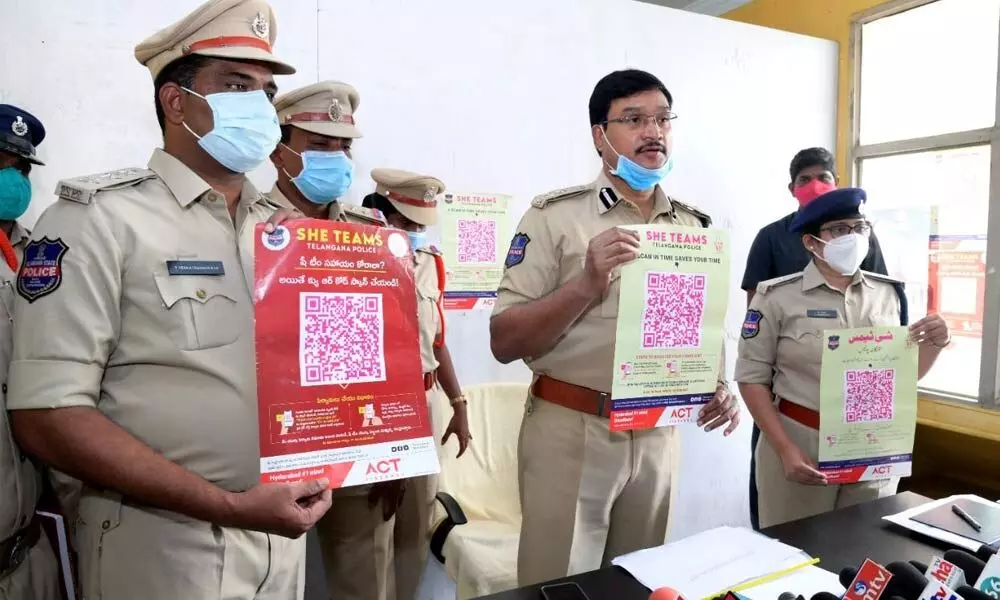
[669,197,713,227]
[504,233,530,268]
[341,205,387,227]
[741,309,763,339]
[56,168,156,205]
[531,185,590,209]
[17,237,69,302]
[756,272,804,295]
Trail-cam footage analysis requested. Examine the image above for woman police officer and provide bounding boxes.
[362,168,472,600]
[735,187,949,528]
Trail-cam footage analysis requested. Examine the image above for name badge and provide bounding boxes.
[166,260,225,276]
[806,308,838,319]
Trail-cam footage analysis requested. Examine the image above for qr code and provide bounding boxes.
[843,368,895,423]
[300,292,386,387]
[456,219,496,264]
[641,272,707,349]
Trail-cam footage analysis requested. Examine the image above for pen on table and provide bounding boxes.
[952,504,983,532]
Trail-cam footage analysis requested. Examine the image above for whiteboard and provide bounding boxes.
[0,0,837,539]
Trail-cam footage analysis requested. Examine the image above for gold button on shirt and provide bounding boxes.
[493,171,710,393]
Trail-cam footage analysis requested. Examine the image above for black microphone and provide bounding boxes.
[885,561,928,600]
[810,593,840,600]
[909,561,928,574]
[976,544,1000,562]
[777,593,805,600]
[956,585,994,600]
[840,566,859,588]
[943,549,986,583]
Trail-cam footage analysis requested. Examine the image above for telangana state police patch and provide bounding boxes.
[741,309,762,339]
[505,233,530,269]
[17,237,69,303]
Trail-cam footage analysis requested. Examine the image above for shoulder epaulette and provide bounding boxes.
[55,168,156,205]
[342,204,388,226]
[862,270,904,285]
[669,197,713,227]
[531,184,590,209]
[757,272,804,295]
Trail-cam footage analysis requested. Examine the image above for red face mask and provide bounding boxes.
[793,179,836,207]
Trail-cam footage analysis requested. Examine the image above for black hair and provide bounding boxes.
[280,125,293,144]
[361,192,398,218]
[14,158,31,176]
[789,147,836,182]
[588,69,673,127]
[154,55,212,132]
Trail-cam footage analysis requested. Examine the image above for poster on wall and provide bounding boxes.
[254,220,439,489]
[817,326,918,484]
[609,225,730,432]
[438,191,512,311]
[927,234,986,339]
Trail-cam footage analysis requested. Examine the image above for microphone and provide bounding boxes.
[956,585,994,600]
[885,561,929,600]
[942,550,985,583]
[841,567,859,588]
[975,544,999,563]
[843,559,893,600]
[970,551,1000,597]
[649,588,687,600]
[810,593,840,600]
[909,562,928,574]
[925,555,967,589]
[778,593,803,600]
[915,578,961,600]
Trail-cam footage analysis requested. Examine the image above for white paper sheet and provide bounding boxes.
[612,526,813,599]
[741,566,844,600]
[882,494,999,552]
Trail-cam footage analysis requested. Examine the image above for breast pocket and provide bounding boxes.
[153,274,242,350]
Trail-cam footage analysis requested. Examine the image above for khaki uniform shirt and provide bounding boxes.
[493,171,711,393]
[414,248,442,375]
[0,222,40,538]
[267,184,387,227]
[735,261,902,411]
[8,149,280,493]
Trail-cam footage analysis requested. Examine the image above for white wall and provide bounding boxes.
[0,0,836,545]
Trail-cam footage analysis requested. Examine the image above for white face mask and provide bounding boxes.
[811,233,869,276]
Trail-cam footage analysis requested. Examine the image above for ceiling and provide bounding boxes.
[638,0,752,16]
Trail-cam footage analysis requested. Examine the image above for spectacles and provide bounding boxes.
[604,112,677,131]
[819,222,872,238]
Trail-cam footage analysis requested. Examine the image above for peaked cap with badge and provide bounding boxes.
[372,168,444,226]
[134,0,295,80]
[274,81,362,139]
[0,104,45,165]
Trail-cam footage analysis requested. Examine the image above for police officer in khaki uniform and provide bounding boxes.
[268,81,386,228]
[6,2,333,598]
[490,69,740,587]
[736,188,949,528]
[362,168,472,600]
[0,104,60,600]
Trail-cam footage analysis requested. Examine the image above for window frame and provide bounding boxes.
[848,0,1000,410]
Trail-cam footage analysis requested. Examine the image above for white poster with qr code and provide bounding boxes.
[438,192,512,310]
[818,326,918,484]
[255,219,440,489]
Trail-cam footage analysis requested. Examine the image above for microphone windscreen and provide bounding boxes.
[649,587,684,600]
[840,566,859,588]
[810,593,841,600]
[778,593,798,600]
[956,585,994,600]
[977,545,999,563]
[943,549,986,582]
[886,561,928,600]
[908,561,928,574]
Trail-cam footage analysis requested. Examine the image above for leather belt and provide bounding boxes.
[778,398,819,430]
[0,515,41,579]
[423,371,438,391]
[531,375,610,418]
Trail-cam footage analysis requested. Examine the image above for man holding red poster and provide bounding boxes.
[254,219,440,491]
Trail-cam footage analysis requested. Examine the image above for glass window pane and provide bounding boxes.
[859,0,1000,145]
[860,146,990,399]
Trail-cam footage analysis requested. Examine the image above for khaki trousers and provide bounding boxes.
[76,489,305,600]
[0,532,60,600]
[517,396,679,587]
[316,487,395,600]
[755,414,898,529]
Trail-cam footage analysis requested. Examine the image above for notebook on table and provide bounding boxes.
[911,498,1000,545]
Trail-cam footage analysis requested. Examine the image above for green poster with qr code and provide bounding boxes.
[818,326,918,484]
[438,191,512,311]
[610,225,730,432]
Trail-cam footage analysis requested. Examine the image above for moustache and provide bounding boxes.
[636,144,666,153]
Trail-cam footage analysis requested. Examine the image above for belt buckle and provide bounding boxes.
[597,392,610,418]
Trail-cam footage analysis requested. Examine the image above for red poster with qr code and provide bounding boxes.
[253,219,440,489]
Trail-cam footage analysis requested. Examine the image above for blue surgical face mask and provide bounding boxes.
[281,145,354,204]
[602,129,673,191]
[0,168,31,221]
[407,230,428,251]
[182,88,280,173]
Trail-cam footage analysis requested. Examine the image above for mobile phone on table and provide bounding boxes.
[540,581,591,600]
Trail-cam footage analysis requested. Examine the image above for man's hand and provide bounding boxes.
[778,444,828,486]
[910,314,950,347]
[697,383,740,436]
[442,402,472,458]
[224,478,332,538]
[582,227,640,297]
[368,479,406,521]
[264,207,303,233]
